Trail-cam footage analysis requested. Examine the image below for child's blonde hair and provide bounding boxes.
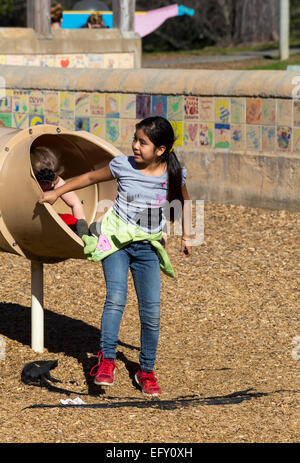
[31,146,63,179]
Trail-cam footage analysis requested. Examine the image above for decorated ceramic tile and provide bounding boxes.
[293,101,300,127]
[230,124,245,150]
[170,121,183,146]
[24,55,41,66]
[56,55,72,68]
[0,55,6,64]
[276,126,292,151]
[90,93,106,117]
[152,95,167,118]
[75,93,90,116]
[215,98,230,124]
[136,95,151,119]
[90,117,105,138]
[246,98,262,124]
[231,98,246,124]
[120,119,136,145]
[120,94,136,119]
[44,114,59,126]
[262,99,276,125]
[246,125,261,151]
[12,90,29,113]
[262,126,276,152]
[106,119,120,143]
[118,53,134,68]
[59,118,75,131]
[6,55,24,65]
[184,96,199,120]
[12,113,28,129]
[277,99,292,125]
[293,127,300,151]
[0,89,12,113]
[29,114,44,126]
[73,54,87,68]
[60,91,75,119]
[40,55,56,67]
[75,116,90,132]
[183,122,199,147]
[0,113,12,127]
[29,90,44,115]
[215,123,230,148]
[105,93,120,118]
[167,95,184,121]
[199,98,214,122]
[199,123,214,148]
[103,54,118,69]
[44,91,59,115]
[87,54,104,69]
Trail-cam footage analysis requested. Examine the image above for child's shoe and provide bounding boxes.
[90,351,118,386]
[75,219,89,238]
[135,370,162,397]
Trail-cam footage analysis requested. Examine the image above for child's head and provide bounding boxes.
[31,146,63,192]
[135,117,175,161]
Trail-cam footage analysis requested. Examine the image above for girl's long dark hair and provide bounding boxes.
[135,116,184,222]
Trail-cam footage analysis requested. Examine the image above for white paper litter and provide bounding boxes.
[60,397,86,405]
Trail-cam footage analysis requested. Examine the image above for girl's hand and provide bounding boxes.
[38,190,59,205]
[180,237,192,256]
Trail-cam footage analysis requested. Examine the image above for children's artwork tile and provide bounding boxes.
[262,126,276,152]
[120,119,136,145]
[184,96,199,120]
[90,118,105,138]
[0,55,6,64]
[183,122,199,147]
[167,95,184,121]
[293,127,300,152]
[170,121,183,146]
[29,114,44,126]
[293,101,300,127]
[45,114,59,126]
[103,54,118,69]
[60,91,75,119]
[59,118,75,131]
[12,90,29,113]
[105,93,120,118]
[6,55,24,65]
[44,91,59,115]
[199,123,214,148]
[246,125,261,151]
[276,126,292,151]
[0,89,12,113]
[230,98,246,124]
[75,93,90,116]
[28,90,44,115]
[87,53,104,69]
[39,55,56,67]
[75,116,90,132]
[277,99,292,125]
[215,123,230,148]
[12,113,28,129]
[73,54,87,68]
[106,118,120,143]
[0,113,12,127]
[261,99,276,125]
[215,98,230,124]
[136,95,151,119]
[246,98,262,124]
[199,98,214,122]
[120,94,136,119]
[152,95,167,118]
[230,124,245,150]
[90,93,106,117]
[118,53,134,68]
[56,55,73,68]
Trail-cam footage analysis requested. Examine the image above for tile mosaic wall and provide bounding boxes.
[0,91,299,154]
[0,53,134,69]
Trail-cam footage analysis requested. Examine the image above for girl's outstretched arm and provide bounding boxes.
[38,164,114,206]
[181,184,192,256]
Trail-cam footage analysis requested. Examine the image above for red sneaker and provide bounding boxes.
[90,351,118,386]
[135,370,162,397]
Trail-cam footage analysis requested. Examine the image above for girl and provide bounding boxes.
[31,145,89,237]
[39,116,192,396]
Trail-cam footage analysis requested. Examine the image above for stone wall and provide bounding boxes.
[0,65,300,211]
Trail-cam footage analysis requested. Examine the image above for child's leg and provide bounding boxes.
[100,248,130,359]
[130,242,161,372]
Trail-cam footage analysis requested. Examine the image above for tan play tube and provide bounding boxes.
[0,124,121,263]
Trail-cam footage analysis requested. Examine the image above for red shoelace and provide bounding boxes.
[90,351,118,377]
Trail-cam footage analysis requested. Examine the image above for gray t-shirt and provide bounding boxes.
[109,155,187,233]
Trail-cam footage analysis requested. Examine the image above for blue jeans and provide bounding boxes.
[100,241,161,371]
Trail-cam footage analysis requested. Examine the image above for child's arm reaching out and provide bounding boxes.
[54,176,86,220]
[39,164,114,206]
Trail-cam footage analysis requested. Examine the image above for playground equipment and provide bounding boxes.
[62,4,195,37]
[0,124,121,352]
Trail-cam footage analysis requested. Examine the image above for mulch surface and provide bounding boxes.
[0,202,299,443]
